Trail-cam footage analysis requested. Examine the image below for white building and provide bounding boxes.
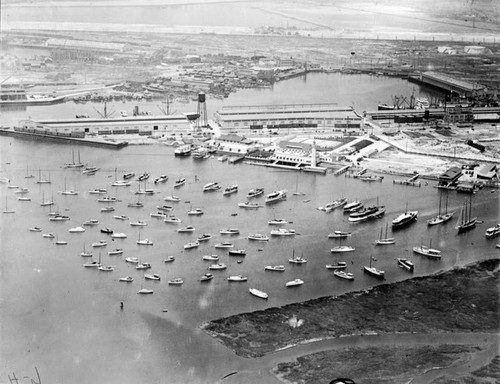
[20,115,193,137]
[214,103,362,133]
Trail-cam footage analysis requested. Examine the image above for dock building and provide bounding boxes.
[18,115,193,138]
[213,103,362,133]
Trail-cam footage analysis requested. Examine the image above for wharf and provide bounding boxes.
[0,127,128,149]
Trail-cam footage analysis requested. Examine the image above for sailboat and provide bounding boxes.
[3,197,15,214]
[330,237,355,253]
[64,149,85,168]
[456,197,477,234]
[292,174,305,196]
[363,256,385,279]
[80,243,93,257]
[427,191,454,225]
[25,164,34,179]
[36,169,51,184]
[375,223,395,245]
[40,192,55,207]
[60,177,79,195]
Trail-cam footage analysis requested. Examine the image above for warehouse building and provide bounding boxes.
[213,103,362,133]
[19,115,193,138]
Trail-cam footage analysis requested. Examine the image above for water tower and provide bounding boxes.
[196,92,208,129]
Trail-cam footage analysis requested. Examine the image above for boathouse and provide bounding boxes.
[438,166,462,185]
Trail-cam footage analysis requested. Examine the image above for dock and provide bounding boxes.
[0,127,129,149]
[393,173,421,187]
[334,165,350,175]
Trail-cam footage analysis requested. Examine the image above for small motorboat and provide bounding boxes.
[29,227,42,232]
[177,226,195,233]
[92,240,107,247]
[154,175,168,184]
[173,178,186,188]
[164,195,181,202]
[187,208,204,216]
[238,201,261,209]
[219,228,240,235]
[268,218,288,225]
[137,288,153,294]
[168,278,184,285]
[156,205,173,212]
[249,288,268,299]
[83,219,99,226]
[144,273,161,281]
[248,233,269,241]
[113,215,129,220]
[227,275,248,282]
[209,263,227,270]
[246,187,264,198]
[100,206,115,212]
[100,227,113,234]
[214,242,234,248]
[197,233,212,242]
[164,216,182,224]
[326,262,347,270]
[108,248,124,256]
[200,273,214,282]
[111,232,127,239]
[125,257,139,264]
[202,255,219,261]
[285,279,304,287]
[119,276,133,282]
[264,265,285,272]
[43,233,55,239]
[68,226,85,233]
[98,265,114,272]
[150,211,167,218]
[333,271,354,280]
[228,249,246,256]
[163,256,175,263]
[184,241,200,249]
[130,220,147,227]
[135,262,152,270]
[270,228,296,236]
[127,201,144,208]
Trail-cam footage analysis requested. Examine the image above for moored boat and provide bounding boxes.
[264,265,285,272]
[363,256,385,279]
[333,270,354,280]
[413,244,441,259]
[270,228,295,236]
[228,249,246,256]
[223,185,238,196]
[485,224,500,239]
[268,218,288,225]
[119,276,134,282]
[203,182,221,192]
[209,263,227,270]
[248,233,269,241]
[249,288,268,299]
[220,228,240,235]
[328,230,352,238]
[397,258,414,272]
[265,190,287,204]
[227,275,248,282]
[285,279,304,287]
[168,278,184,285]
[200,273,214,282]
[247,187,264,198]
[214,242,234,248]
[173,178,186,188]
[154,175,168,184]
[392,204,418,229]
[184,241,200,249]
[177,226,195,233]
[326,262,347,270]
[238,201,261,209]
[197,233,212,242]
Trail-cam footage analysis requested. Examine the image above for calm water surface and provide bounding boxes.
[0,138,498,384]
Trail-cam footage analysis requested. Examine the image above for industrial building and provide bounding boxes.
[214,103,362,133]
[19,115,193,138]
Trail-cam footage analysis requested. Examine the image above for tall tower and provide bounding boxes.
[196,92,208,129]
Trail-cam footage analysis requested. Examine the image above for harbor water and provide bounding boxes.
[1,74,497,384]
[0,138,499,384]
[0,72,440,127]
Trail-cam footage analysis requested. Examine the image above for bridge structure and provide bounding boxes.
[410,71,486,98]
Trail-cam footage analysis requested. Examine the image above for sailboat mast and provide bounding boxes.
[444,192,448,215]
[438,193,442,216]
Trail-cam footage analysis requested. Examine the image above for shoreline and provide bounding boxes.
[201,258,500,359]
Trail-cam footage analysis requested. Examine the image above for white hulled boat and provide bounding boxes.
[265,190,287,204]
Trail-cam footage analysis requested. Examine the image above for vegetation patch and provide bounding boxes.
[202,259,499,358]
